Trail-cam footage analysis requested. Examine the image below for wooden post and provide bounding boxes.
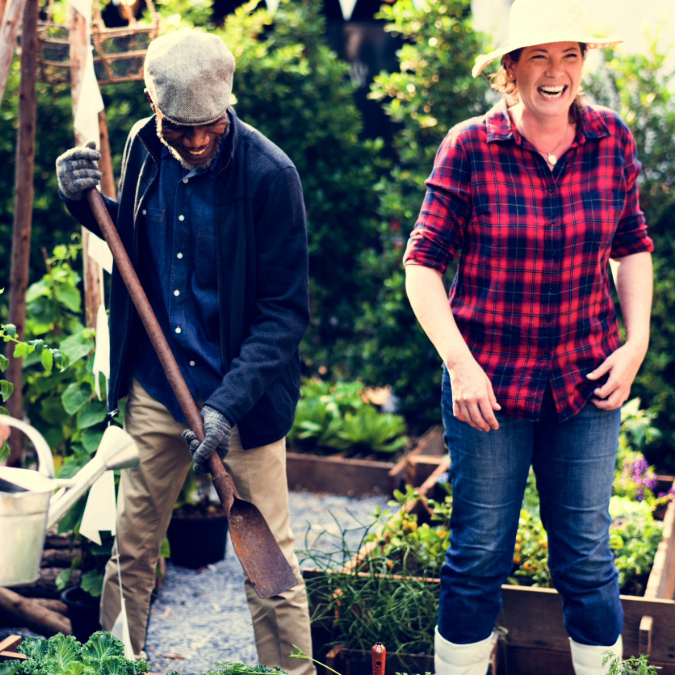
[0,0,28,104]
[4,0,38,468]
[69,5,103,329]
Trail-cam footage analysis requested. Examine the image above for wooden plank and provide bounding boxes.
[645,480,675,600]
[640,615,653,655]
[0,636,21,654]
[286,453,396,496]
[287,426,444,496]
[416,456,450,499]
[500,585,675,663]
[4,0,38,468]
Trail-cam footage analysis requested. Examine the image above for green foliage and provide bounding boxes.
[8,632,146,675]
[287,379,408,455]
[215,0,384,370]
[203,665,288,675]
[585,38,675,471]
[604,651,660,674]
[338,0,487,427]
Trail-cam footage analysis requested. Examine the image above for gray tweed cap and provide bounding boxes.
[144,29,236,126]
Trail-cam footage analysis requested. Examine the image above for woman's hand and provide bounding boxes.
[586,341,647,410]
[0,421,10,443]
[447,355,501,431]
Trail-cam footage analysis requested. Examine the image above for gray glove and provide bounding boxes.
[56,141,102,201]
[182,405,232,474]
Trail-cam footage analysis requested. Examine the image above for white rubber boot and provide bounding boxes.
[569,635,623,675]
[434,626,494,675]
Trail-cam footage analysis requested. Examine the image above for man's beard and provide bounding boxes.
[156,121,223,171]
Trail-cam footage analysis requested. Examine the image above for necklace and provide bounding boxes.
[517,120,571,167]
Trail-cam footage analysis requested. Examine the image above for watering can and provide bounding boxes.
[0,417,139,587]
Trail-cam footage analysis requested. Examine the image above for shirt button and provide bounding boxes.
[545,351,552,358]
[179,215,185,221]
[189,361,196,367]
[183,178,189,184]
[142,209,147,215]
[551,217,557,224]
[174,290,180,297]
[177,252,183,259]
[548,186,554,193]
[546,315,553,323]
[175,327,181,334]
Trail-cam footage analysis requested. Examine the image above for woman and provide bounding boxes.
[404,1,653,674]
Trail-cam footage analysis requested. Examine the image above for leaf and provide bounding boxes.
[99,657,128,675]
[57,494,88,534]
[45,634,82,674]
[0,379,14,402]
[13,342,32,358]
[0,661,22,675]
[62,383,91,415]
[60,331,94,366]
[42,349,54,372]
[55,568,73,590]
[3,324,16,338]
[159,538,171,558]
[0,354,8,372]
[25,277,52,303]
[62,664,85,675]
[19,636,49,660]
[77,400,107,430]
[82,428,104,453]
[80,570,104,598]
[55,283,82,313]
[82,632,124,666]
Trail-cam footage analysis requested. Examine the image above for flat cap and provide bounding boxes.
[144,29,236,126]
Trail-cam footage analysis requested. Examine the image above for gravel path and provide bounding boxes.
[145,491,389,675]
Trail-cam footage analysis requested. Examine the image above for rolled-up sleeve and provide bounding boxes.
[610,130,654,259]
[403,133,472,274]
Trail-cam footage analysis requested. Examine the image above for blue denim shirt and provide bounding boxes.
[131,138,229,423]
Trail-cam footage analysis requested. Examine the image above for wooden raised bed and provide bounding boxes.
[286,425,446,496]
[306,478,675,675]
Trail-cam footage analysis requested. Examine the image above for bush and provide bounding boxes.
[586,39,675,470]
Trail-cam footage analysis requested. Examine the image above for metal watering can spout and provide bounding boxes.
[0,418,139,587]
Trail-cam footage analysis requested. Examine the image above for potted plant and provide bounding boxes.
[166,468,229,569]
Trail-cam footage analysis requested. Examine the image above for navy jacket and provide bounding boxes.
[64,108,310,449]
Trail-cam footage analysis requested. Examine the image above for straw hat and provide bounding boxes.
[472,0,623,78]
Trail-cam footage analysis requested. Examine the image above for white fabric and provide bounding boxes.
[111,595,135,660]
[337,0,358,21]
[79,470,117,545]
[569,635,623,675]
[92,302,110,400]
[472,0,624,77]
[434,626,494,675]
[88,232,113,273]
[68,0,105,144]
[265,0,280,14]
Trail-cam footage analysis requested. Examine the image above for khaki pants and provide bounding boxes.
[100,379,315,675]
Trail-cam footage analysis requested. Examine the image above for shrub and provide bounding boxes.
[586,38,675,470]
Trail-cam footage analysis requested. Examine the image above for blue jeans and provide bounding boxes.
[437,368,623,646]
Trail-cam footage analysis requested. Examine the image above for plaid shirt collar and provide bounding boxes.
[485,98,610,147]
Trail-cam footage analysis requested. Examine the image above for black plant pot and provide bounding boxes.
[61,586,101,644]
[167,512,229,569]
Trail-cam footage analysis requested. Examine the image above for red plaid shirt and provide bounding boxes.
[404,100,654,421]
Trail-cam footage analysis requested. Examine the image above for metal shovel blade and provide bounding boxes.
[229,498,298,599]
[210,459,297,598]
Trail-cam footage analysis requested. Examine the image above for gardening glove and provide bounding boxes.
[182,405,232,474]
[56,141,102,201]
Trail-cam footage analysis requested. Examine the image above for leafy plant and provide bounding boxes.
[603,651,661,674]
[288,378,408,456]
[0,632,148,675]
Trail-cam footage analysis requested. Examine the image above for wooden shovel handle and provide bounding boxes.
[84,189,236,501]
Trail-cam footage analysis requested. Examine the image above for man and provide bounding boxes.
[55,29,313,675]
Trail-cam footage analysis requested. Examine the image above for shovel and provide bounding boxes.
[84,188,298,600]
